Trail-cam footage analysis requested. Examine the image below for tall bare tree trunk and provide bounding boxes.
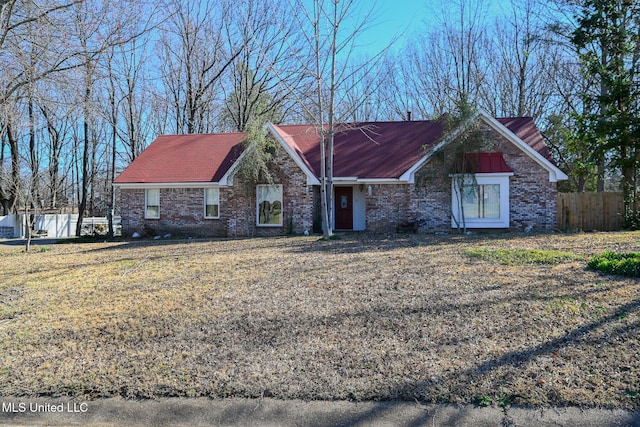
[76,85,91,237]
[6,124,19,214]
[325,0,338,236]
[314,1,331,239]
[108,67,118,239]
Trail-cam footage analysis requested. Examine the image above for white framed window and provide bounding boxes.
[463,184,500,219]
[204,188,220,219]
[145,188,160,219]
[256,184,283,227]
[451,174,511,228]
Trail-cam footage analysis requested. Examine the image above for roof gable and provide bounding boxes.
[480,113,567,182]
[270,116,564,183]
[114,114,566,187]
[496,117,554,164]
[270,121,444,180]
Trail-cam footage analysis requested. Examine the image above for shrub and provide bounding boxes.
[588,251,640,277]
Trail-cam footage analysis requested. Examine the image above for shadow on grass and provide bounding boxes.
[194,290,640,409]
[0,236,124,248]
[283,230,580,255]
[0,229,592,255]
[184,247,640,408]
[3,231,640,413]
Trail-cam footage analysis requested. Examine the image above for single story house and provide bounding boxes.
[113,111,567,237]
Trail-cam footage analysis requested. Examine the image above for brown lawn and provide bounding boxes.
[0,231,638,409]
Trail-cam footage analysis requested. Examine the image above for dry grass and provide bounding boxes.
[0,231,638,409]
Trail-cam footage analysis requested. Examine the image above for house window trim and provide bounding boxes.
[256,184,283,227]
[451,173,512,228]
[204,187,220,219]
[145,188,160,219]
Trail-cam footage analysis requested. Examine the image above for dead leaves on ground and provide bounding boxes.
[0,232,638,408]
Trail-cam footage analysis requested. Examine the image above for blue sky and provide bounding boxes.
[357,0,428,55]
[305,0,505,57]
[354,0,509,56]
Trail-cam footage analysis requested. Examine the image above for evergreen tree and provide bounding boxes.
[571,0,640,227]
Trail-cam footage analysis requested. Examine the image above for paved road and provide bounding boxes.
[0,397,638,426]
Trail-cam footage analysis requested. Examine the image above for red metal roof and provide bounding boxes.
[271,121,445,179]
[114,117,554,184]
[463,152,514,174]
[272,118,550,179]
[496,117,555,164]
[114,133,245,183]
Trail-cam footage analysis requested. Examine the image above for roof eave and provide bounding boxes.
[113,182,227,189]
[479,112,568,182]
[218,143,249,186]
[400,111,569,183]
[449,172,515,178]
[266,123,321,185]
[333,177,406,184]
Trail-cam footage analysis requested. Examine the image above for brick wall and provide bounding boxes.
[365,184,410,232]
[361,123,559,233]
[119,142,315,238]
[225,144,314,237]
[492,124,558,230]
[409,150,453,231]
[120,188,228,237]
[119,122,559,237]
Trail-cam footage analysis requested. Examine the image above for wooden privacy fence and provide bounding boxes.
[557,192,624,231]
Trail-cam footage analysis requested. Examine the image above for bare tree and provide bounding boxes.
[155,0,245,134]
[0,0,84,215]
[39,100,72,209]
[0,120,20,214]
[336,55,396,122]
[102,40,153,237]
[371,55,415,120]
[71,0,155,236]
[0,0,151,237]
[397,0,489,118]
[438,0,490,109]
[220,0,307,131]
[480,0,553,119]
[0,1,85,105]
[282,0,386,237]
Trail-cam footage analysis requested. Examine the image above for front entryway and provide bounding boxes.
[334,186,353,230]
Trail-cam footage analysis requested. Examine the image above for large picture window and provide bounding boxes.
[145,189,160,219]
[451,174,511,228]
[462,184,500,219]
[204,188,220,219]
[256,184,283,226]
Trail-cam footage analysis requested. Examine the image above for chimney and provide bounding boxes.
[407,111,412,121]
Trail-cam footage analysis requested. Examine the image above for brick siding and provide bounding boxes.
[119,144,315,238]
[119,188,228,237]
[120,123,559,237]
[363,123,558,233]
[365,184,410,232]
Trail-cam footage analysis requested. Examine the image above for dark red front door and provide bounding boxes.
[334,187,353,230]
